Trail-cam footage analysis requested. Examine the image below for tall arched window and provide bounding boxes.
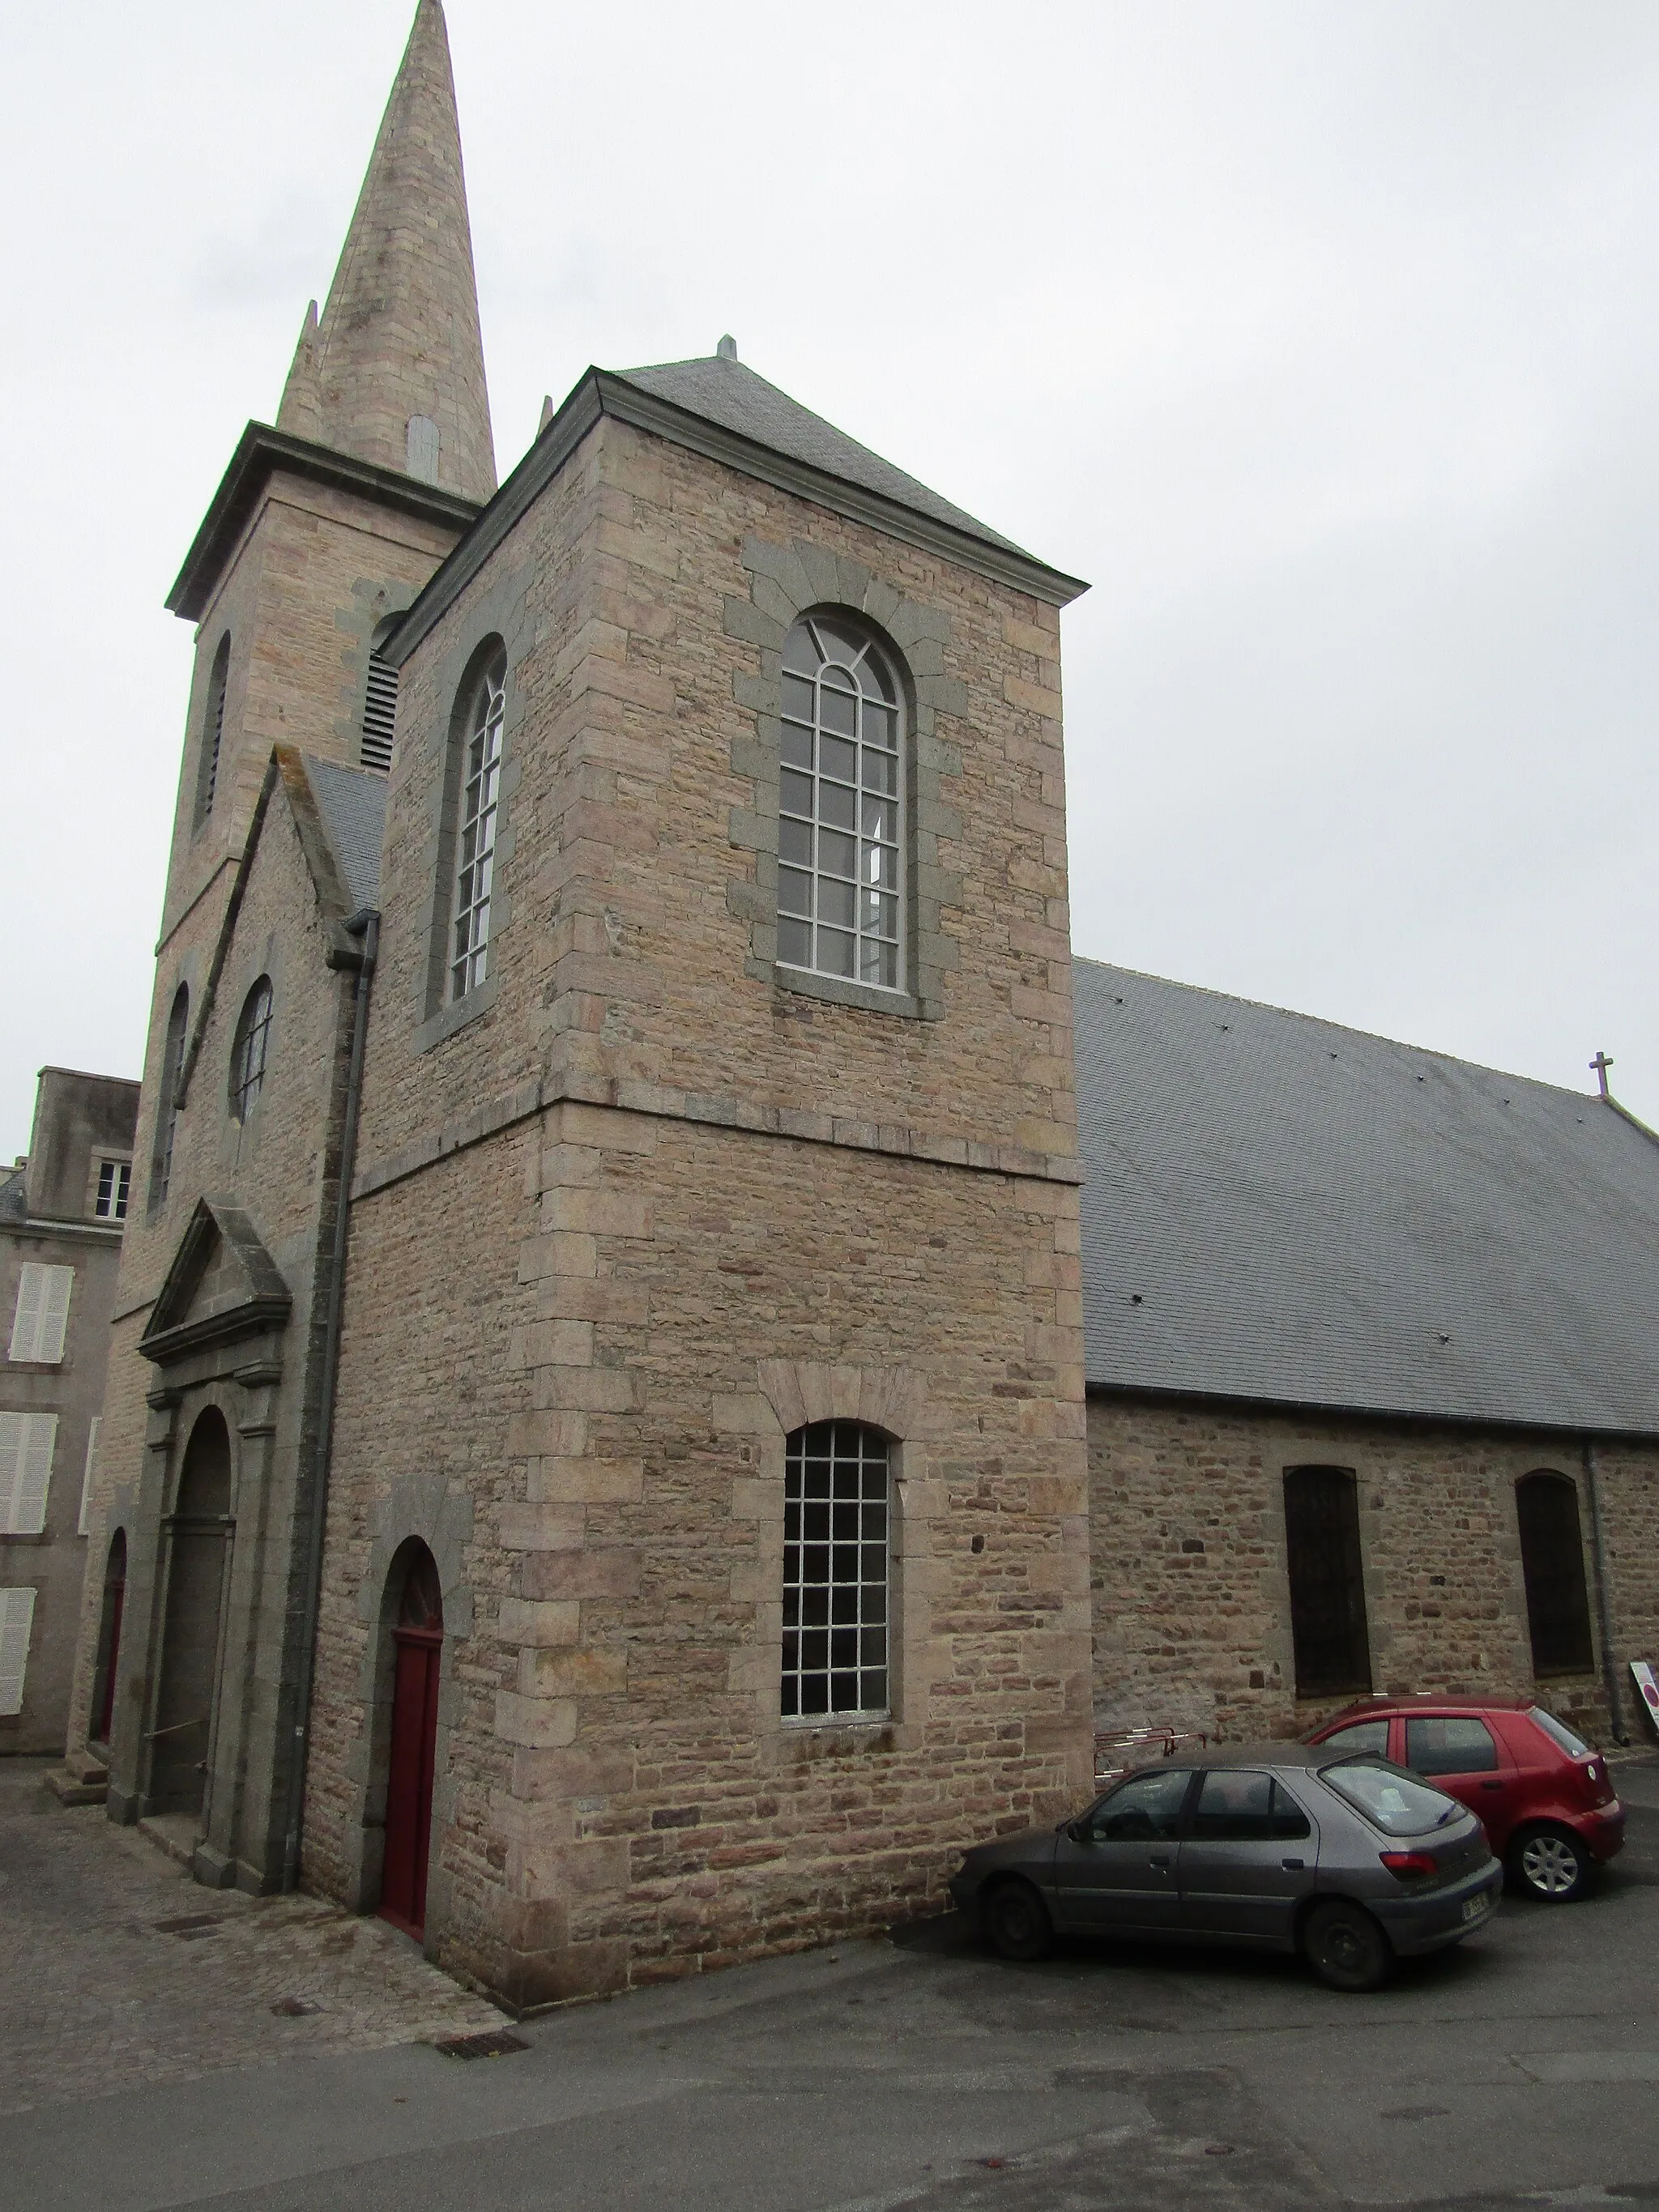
[148,985,189,1212]
[782,1421,890,1720]
[449,647,506,1000]
[360,618,400,774]
[195,633,230,825]
[228,978,273,1121]
[1283,1465,1372,1698]
[1516,1472,1595,1675]
[778,616,902,990]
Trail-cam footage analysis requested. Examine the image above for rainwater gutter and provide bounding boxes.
[281,906,378,1890]
[1582,1441,1627,1745]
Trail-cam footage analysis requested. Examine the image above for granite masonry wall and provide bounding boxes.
[1088,1392,1659,1749]
[305,411,1092,2004]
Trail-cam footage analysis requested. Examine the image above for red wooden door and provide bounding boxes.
[380,1626,441,1937]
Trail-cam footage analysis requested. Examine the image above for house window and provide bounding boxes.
[361,620,400,774]
[0,1412,57,1533]
[782,1421,890,1720]
[8,1265,73,1364]
[1282,1465,1372,1698]
[149,985,189,1211]
[195,633,231,825]
[94,1159,130,1221]
[228,978,274,1122]
[0,1588,36,1716]
[1516,1472,1596,1675]
[450,650,506,1000]
[778,616,902,990]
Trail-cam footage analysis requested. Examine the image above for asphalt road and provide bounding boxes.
[5,1757,1657,2212]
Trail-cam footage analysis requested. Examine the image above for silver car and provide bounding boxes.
[948,1743,1502,1991]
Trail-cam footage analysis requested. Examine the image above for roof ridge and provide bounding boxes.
[1075,954,1600,1107]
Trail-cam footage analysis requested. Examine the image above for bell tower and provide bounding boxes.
[156,0,494,955]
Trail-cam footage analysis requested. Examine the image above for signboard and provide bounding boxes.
[1631,1660,1659,1738]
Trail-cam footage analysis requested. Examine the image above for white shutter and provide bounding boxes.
[0,1413,55,1535]
[9,1266,43,1360]
[6,1264,71,1363]
[34,1267,73,1363]
[0,1588,36,1716]
[78,1416,100,1536]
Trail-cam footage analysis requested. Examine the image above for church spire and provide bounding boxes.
[279,0,497,500]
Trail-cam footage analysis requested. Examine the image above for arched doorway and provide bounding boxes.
[151,1408,233,1818]
[379,1544,443,1937]
[91,1530,127,1747]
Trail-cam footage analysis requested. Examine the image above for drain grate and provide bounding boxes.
[433,2030,529,2061]
[153,1915,223,1937]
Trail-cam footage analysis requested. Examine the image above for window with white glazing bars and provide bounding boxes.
[782,1421,889,1720]
[778,618,902,990]
[450,654,506,999]
[95,1159,130,1221]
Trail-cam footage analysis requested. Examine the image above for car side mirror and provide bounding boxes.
[1064,1818,1085,1843]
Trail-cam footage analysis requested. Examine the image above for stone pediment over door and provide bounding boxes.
[139,1200,292,1367]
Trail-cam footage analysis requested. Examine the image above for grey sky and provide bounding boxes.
[3,1,1656,1158]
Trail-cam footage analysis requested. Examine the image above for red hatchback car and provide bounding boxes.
[1305,1697,1624,1902]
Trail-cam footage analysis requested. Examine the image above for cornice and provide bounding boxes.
[167,423,483,623]
[385,369,1088,669]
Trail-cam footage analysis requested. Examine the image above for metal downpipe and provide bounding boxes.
[281,908,378,1891]
[1583,1441,1627,1745]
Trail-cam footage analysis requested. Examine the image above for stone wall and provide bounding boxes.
[1087,1392,1659,1747]
[307,410,1090,2004]
[313,1102,1089,2005]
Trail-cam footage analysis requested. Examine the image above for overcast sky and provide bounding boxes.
[3,1,1657,1160]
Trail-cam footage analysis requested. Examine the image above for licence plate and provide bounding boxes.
[1461,1890,1495,1924]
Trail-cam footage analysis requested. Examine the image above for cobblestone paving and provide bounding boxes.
[0,1758,504,2116]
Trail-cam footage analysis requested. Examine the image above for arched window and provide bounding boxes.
[449,648,506,1000]
[228,978,273,1121]
[148,985,189,1212]
[1516,1472,1595,1675]
[195,634,230,825]
[782,1421,890,1720]
[1282,1466,1371,1698]
[778,616,902,990]
[360,618,400,774]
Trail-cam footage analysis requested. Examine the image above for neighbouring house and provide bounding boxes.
[2,1067,139,1756]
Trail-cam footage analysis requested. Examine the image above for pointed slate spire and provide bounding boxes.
[305,0,496,499]
[275,300,323,441]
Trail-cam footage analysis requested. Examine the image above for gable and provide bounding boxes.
[139,1198,291,1366]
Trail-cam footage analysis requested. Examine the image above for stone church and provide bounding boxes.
[62,0,1659,2010]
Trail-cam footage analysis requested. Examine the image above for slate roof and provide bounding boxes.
[612,353,1031,560]
[1074,957,1659,1438]
[303,757,386,913]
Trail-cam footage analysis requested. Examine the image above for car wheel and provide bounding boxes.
[1303,1900,1394,1993]
[1510,1824,1590,1902]
[982,1879,1055,1963]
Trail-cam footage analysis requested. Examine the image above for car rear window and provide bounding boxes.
[1318,1757,1462,1836]
[1528,1707,1590,1758]
[1315,1719,1389,1757]
[1404,1716,1499,1775]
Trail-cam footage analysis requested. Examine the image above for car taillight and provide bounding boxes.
[1380,1851,1439,1880]
[1581,1758,1614,1805]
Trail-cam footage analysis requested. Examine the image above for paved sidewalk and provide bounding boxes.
[0,1757,502,2117]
